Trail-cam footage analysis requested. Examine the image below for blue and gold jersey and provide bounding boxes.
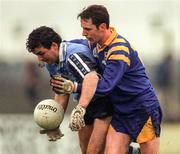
[92,28,160,114]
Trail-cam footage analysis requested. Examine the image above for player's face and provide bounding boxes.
[33,42,59,64]
[80,18,106,45]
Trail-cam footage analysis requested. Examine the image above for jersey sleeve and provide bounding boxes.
[67,52,97,82]
[76,59,128,94]
[96,60,128,94]
[96,43,131,94]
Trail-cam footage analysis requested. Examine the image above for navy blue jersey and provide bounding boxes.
[92,28,160,114]
[75,29,160,114]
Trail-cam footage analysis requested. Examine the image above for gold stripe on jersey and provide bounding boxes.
[106,46,130,59]
[108,54,130,66]
[97,44,107,53]
[112,38,126,44]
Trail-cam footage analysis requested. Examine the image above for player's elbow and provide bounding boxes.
[84,71,99,82]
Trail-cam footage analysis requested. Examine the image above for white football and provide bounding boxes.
[34,99,64,130]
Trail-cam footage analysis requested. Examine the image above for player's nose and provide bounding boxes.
[82,29,87,37]
[38,56,43,61]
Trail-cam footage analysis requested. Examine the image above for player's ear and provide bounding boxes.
[99,23,107,30]
[51,42,59,50]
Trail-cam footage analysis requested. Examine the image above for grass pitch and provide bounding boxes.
[160,123,180,154]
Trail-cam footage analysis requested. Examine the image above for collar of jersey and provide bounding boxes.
[97,27,118,53]
[59,42,67,67]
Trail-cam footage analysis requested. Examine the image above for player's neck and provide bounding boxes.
[98,29,112,47]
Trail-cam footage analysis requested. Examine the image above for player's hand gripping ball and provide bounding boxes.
[34,99,64,130]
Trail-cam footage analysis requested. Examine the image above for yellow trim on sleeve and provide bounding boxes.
[106,46,130,59]
[108,54,130,66]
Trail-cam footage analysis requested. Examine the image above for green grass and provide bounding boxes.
[160,123,180,154]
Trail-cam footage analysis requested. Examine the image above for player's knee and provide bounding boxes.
[79,142,88,154]
[105,144,129,154]
[140,137,160,154]
[87,147,102,154]
[79,146,86,154]
[87,142,104,154]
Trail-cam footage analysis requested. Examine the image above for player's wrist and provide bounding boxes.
[69,104,86,131]
[66,81,77,93]
[73,82,78,92]
[76,104,86,113]
[78,103,87,109]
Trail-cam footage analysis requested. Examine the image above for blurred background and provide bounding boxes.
[0,0,180,153]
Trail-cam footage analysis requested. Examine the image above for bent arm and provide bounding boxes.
[78,71,99,108]
[76,60,128,95]
[67,52,99,108]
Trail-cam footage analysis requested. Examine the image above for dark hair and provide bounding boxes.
[26,26,62,52]
[77,5,110,29]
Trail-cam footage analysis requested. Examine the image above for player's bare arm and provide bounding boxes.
[39,94,70,141]
[50,71,99,131]
[69,71,99,131]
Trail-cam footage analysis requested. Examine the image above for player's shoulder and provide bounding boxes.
[110,35,129,48]
[66,42,91,54]
[106,35,130,57]
[68,39,89,47]
[64,40,90,51]
[108,34,136,55]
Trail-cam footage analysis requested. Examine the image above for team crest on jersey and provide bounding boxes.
[104,51,108,59]
[102,51,108,65]
[92,47,98,58]
[102,59,106,65]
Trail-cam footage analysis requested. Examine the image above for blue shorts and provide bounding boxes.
[84,96,113,125]
[111,106,162,143]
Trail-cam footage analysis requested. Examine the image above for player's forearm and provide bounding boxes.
[54,94,69,112]
[78,71,99,108]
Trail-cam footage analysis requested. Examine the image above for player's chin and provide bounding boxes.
[38,61,45,68]
[87,38,95,44]
[46,59,55,64]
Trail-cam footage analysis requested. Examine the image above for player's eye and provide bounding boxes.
[84,28,91,31]
[36,51,44,56]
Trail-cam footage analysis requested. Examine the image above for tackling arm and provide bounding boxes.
[69,71,99,131]
[78,71,99,108]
